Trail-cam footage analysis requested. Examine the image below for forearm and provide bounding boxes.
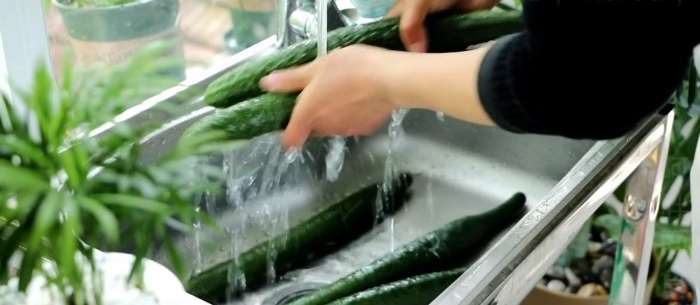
[380,46,496,127]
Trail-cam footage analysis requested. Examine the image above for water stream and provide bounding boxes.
[380,109,409,251]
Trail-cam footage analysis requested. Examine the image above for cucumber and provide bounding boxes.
[182,93,296,142]
[185,173,414,303]
[204,10,524,108]
[328,268,467,305]
[287,192,527,305]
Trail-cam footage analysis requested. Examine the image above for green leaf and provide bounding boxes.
[75,195,119,244]
[653,223,691,253]
[0,135,52,168]
[0,160,50,191]
[58,145,89,190]
[93,193,173,215]
[161,227,187,281]
[594,213,623,240]
[57,197,82,289]
[17,248,40,292]
[28,191,61,250]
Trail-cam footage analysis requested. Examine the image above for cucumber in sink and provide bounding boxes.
[286,192,527,305]
[185,173,414,303]
[328,267,467,305]
[204,10,524,108]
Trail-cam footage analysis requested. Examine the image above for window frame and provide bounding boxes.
[0,0,281,134]
[0,0,54,105]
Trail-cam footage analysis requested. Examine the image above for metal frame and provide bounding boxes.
[0,0,53,102]
[608,110,673,305]
[423,108,674,305]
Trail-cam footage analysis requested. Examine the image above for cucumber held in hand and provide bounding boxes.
[204,10,524,108]
[182,93,296,143]
[287,192,527,305]
[185,173,414,303]
[328,267,467,305]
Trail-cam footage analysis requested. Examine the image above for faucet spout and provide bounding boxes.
[276,0,350,46]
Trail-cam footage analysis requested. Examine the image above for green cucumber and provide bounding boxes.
[182,93,296,143]
[287,192,527,305]
[185,173,414,303]
[328,267,467,305]
[204,10,524,108]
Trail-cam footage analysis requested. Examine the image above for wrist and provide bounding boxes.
[379,46,497,126]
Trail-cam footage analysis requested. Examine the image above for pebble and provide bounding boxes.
[577,283,608,297]
[547,280,566,292]
[592,256,614,274]
[546,266,566,280]
[587,242,603,258]
[538,225,696,304]
[600,239,618,256]
[565,268,581,287]
[600,268,613,290]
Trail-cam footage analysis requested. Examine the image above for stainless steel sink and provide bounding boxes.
[99,35,674,305]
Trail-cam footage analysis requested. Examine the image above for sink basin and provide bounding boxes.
[140,97,596,303]
[102,38,671,305]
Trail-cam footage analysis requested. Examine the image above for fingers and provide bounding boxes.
[281,91,313,149]
[398,0,430,53]
[384,0,405,18]
[260,62,317,93]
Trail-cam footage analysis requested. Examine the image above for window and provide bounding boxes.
[1,0,279,106]
[48,0,279,79]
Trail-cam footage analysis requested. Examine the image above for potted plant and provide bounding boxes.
[222,0,277,53]
[521,61,698,305]
[520,213,660,305]
[50,0,186,80]
[0,45,228,304]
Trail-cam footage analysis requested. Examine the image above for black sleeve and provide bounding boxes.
[477,0,699,139]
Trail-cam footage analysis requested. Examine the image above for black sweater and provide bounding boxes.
[478,0,700,139]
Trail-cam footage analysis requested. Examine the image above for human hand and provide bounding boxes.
[385,0,502,52]
[259,45,398,149]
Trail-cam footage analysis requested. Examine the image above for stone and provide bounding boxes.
[565,285,581,294]
[592,255,614,274]
[565,267,581,287]
[547,279,566,292]
[577,283,608,297]
[593,284,609,296]
[546,265,566,280]
[587,241,603,258]
[600,268,613,289]
[600,239,618,256]
[577,283,597,297]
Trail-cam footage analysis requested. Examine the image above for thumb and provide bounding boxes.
[260,62,316,93]
[400,0,429,53]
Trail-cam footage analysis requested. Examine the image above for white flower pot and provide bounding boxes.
[1,251,211,305]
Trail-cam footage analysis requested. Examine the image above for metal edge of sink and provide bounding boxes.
[86,35,673,305]
[430,107,674,305]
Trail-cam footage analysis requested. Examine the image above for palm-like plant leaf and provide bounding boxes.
[0,43,224,304]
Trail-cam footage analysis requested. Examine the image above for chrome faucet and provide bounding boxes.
[276,0,351,47]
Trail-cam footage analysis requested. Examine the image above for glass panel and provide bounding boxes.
[44,0,278,91]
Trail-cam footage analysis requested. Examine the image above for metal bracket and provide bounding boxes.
[608,110,674,305]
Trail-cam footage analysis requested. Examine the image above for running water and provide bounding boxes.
[314,0,348,182]
[210,135,306,300]
[379,108,409,252]
[436,111,445,122]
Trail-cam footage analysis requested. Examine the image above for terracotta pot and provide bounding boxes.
[520,253,660,305]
